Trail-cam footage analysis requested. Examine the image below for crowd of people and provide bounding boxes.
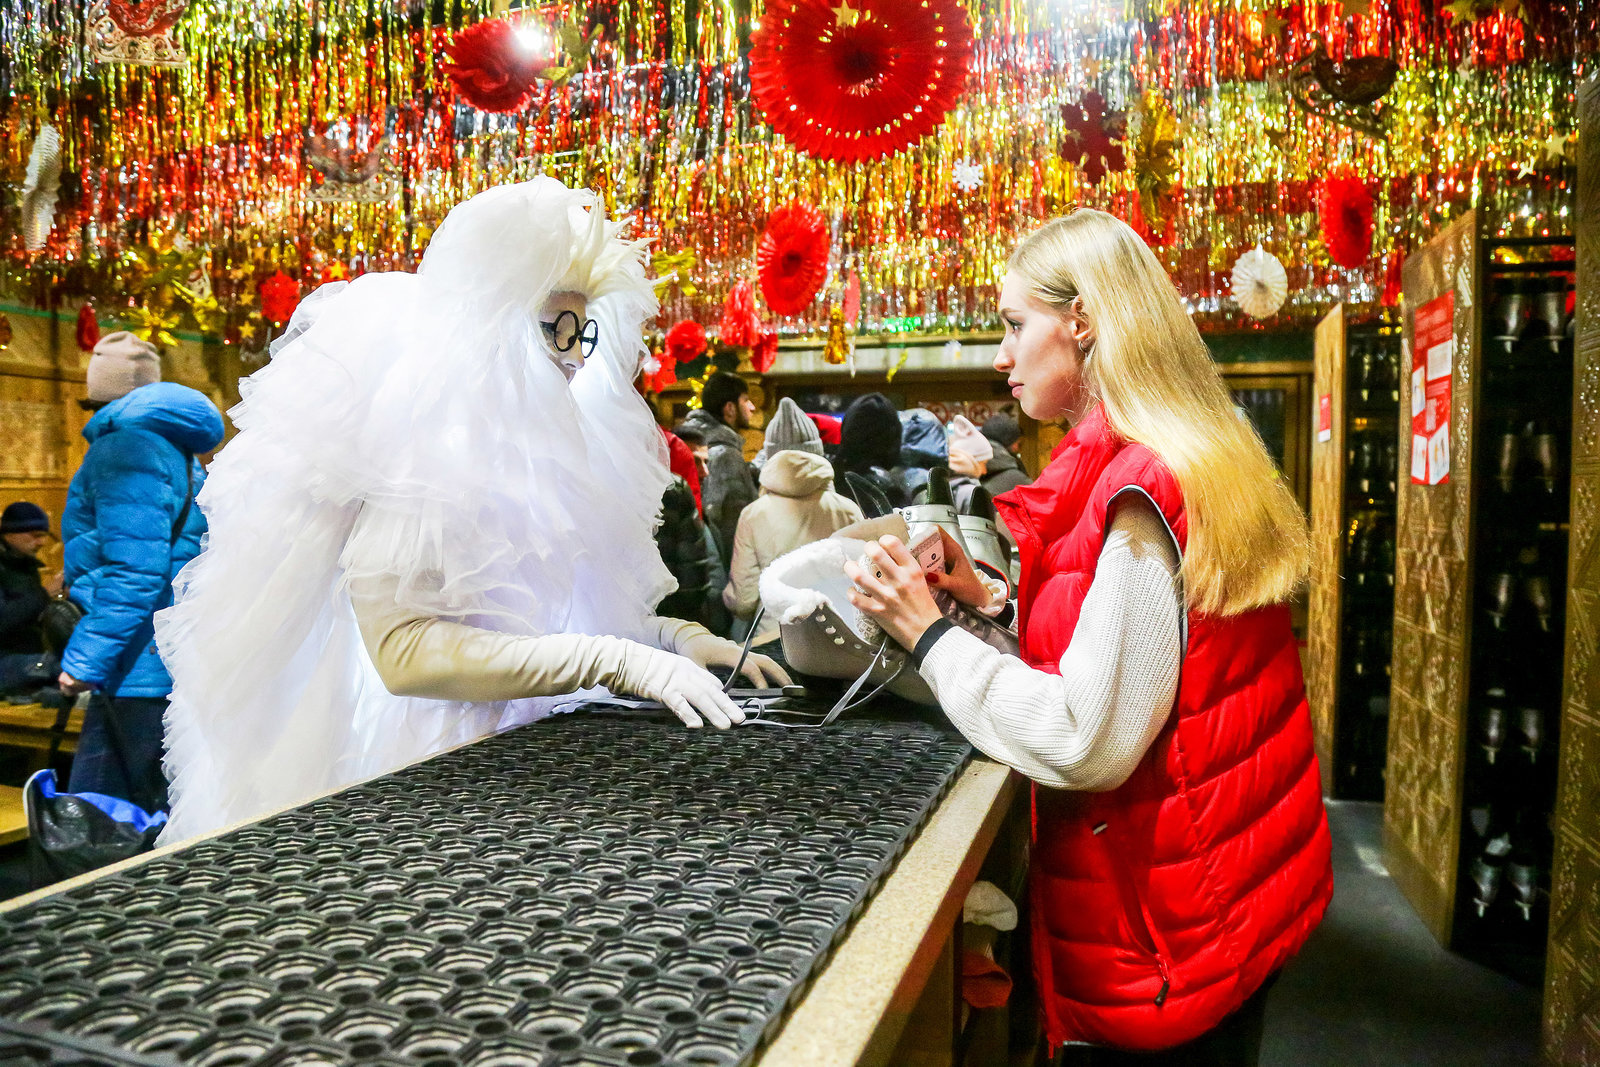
[648,368,1034,647]
[1,180,1331,1065]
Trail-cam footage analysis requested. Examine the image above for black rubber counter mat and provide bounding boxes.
[0,714,971,1066]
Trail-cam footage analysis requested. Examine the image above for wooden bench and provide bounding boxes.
[0,785,26,847]
[0,702,84,770]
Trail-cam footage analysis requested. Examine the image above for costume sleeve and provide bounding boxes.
[347,571,645,702]
[61,441,183,687]
[917,496,1183,791]
[722,509,762,619]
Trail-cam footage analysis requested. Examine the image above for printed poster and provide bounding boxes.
[1411,291,1454,485]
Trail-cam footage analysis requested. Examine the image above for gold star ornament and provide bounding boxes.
[832,0,861,27]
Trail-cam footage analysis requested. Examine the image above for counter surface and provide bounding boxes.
[0,713,1008,1067]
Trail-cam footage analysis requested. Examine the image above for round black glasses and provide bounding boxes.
[541,309,600,358]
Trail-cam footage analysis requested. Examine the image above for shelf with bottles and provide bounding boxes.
[1451,243,1574,975]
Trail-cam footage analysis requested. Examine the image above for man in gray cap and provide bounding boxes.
[58,331,225,811]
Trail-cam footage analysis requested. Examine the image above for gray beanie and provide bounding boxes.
[755,397,824,467]
[88,331,161,403]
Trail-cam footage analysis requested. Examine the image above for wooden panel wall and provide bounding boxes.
[1384,210,1478,945]
[1545,74,1600,1066]
[1308,306,1347,794]
[0,304,236,573]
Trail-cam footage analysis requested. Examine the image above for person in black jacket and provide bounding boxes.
[836,393,914,510]
[0,501,59,694]
[654,475,715,628]
[979,413,1033,495]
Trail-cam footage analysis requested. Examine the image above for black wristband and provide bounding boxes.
[911,618,957,668]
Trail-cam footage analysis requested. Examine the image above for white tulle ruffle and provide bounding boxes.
[157,179,673,843]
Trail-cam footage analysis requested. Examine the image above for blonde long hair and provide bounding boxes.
[1009,209,1309,616]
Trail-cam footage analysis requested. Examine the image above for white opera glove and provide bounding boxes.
[646,617,793,689]
[612,643,747,730]
[676,629,791,689]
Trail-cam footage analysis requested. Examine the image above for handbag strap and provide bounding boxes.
[170,452,195,545]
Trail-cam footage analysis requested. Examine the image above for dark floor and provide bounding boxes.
[1263,800,1543,1066]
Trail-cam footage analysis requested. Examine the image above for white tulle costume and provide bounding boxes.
[157,179,767,844]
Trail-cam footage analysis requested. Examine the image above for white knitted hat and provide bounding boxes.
[756,397,824,467]
[88,332,162,403]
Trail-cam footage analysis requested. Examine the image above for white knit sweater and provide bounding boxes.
[919,497,1183,791]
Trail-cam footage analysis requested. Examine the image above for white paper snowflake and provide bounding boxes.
[953,160,984,193]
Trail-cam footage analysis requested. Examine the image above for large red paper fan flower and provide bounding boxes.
[750,0,974,164]
[1319,170,1375,270]
[758,202,830,316]
[445,19,544,114]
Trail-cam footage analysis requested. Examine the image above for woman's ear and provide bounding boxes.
[1069,295,1096,354]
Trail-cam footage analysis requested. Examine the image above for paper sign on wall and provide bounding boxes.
[1411,291,1454,485]
[1317,394,1332,443]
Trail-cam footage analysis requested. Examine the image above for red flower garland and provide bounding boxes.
[259,271,301,326]
[749,0,974,163]
[757,202,829,316]
[445,19,544,114]
[1319,170,1375,270]
[751,329,780,374]
[665,320,708,366]
[719,282,760,347]
[75,304,100,352]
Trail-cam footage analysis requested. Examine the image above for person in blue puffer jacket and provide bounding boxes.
[58,332,225,812]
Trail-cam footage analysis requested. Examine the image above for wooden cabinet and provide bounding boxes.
[1308,305,1402,801]
[1384,209,1577,989]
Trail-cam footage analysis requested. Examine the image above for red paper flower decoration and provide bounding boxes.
[260,271,302,326]
[749,0,974,163]
[757,202,829,316]
[665,320,708,366]
[719,282,760,347]
[445,19,544,114]
[107,0,188,36]
[1319,170,1375,270]
[1059,92,1127,185]
[751,329,780,375]
[75,304,100,352]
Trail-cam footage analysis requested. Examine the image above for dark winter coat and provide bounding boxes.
[981,446,1032,496]
[61,383,225,697]
[678,408,756,569]
[0,545,48,654]
[655,475,714,627]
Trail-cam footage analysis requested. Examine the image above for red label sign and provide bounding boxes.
[1411,292,1454,485]
[1317,394,1332,443]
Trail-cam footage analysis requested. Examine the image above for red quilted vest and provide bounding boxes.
[995,406,1333,1052]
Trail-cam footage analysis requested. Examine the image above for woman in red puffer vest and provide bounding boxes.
[844,209,1333,1066]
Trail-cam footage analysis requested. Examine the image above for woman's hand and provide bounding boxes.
[948,447,988,479]
[926,529,999,610]
[844,536,945,650]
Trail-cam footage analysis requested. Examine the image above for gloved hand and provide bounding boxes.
[613,643,746,730]
[674,627,792,689]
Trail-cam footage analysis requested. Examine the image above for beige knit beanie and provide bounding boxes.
[88,331,161,403]
[756,397,825,467]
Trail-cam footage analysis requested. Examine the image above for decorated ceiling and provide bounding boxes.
[0,0,1590,357]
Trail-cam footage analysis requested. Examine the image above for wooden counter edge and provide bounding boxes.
[756,758,1018,1067]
